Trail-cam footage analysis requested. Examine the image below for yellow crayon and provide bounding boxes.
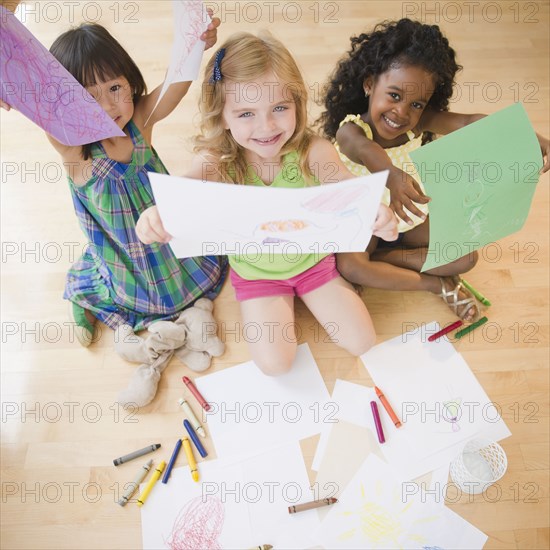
[136,460,165,506]
[182,437,199,482]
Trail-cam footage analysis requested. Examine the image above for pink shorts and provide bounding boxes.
[230,254,340,301]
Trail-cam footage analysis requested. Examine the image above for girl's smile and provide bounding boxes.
[364,65,435,146]
[222,71,297,166]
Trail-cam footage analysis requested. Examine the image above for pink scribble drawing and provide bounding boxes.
[172,0,208,79]
[165,495,225,550]
[303,184,370,214]
[0,6,124,146]
[145,0,209,123]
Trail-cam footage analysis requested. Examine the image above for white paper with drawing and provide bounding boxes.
[140,459,250,549]
[149,171,389,258]
[315,454,487,549]
[197,344,330,460]
[147,0,209,122]
[140,442,319,549]
[312,379,462,481]
[360,323,511,458]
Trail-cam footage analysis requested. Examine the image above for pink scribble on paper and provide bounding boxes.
[303,184,369,213]
[0,6,124,145]
[165,495,225,550]
[173,0,208,78]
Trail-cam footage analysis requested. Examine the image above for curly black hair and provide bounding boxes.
[317,19,462,143]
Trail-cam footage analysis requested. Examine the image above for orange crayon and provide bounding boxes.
[375,386,402,428]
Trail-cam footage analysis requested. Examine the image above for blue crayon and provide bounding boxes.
[183,419,208,458]
[161,439,182,484]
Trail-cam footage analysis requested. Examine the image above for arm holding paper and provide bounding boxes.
[135,9,221,129]
[136,141,398,246]
[419,109,549,173]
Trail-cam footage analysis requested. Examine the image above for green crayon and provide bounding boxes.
[455,316,488,339]
[461,279,491,306]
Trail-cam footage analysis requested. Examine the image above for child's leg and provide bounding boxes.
[239,295,297,376]
[337,220,480,321]
[301,276,376,356]
[372,220,479,276]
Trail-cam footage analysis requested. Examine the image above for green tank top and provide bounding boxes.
[228,151,328,280]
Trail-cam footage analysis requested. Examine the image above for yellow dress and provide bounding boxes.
[336,114,429,233]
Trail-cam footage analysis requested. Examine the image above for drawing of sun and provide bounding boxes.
[337,480,439,549]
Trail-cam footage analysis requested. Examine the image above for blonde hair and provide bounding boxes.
[194,31,314,184]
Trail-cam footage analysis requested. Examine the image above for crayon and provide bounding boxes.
[455,316,488,339]
[183,419,208,458]
[461,279,491,306]
[162,439,183,484]
[371,401,385,443]
[375,386,402,428]
[428,320,464,342]
[178,397,206,438]
[117,459,153,506]
[288,497,338,514]
[182,437,199,482]
[182,376,211,411]
[113,443,161,466]
[137,461,165,506]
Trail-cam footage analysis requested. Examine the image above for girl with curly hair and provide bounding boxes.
[318,18,549,321]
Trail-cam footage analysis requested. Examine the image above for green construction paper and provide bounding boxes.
[409,103,542,272]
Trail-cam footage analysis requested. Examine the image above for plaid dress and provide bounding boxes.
[64,120,227,331]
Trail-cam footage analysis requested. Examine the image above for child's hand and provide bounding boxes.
[539,136,550,173]
[0,99,12,111]
[387,167,430,226]
[136,206,172,244]
[372,204,398,242]
[201,8,220,50]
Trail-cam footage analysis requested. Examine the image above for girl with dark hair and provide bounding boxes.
[2,18,228,345]
[318,18,549,321]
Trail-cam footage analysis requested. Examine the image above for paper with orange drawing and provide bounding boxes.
[149,171,388,258]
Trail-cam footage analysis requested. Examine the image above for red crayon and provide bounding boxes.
[375,386,402,428]
[182,376,211,411]
[428,320,463,342]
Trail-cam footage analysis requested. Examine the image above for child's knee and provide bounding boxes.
[458,249,479,273]
[336,253,369,282]
[340,330,377,357]
[252,347,296,376]
[255,358,294,376]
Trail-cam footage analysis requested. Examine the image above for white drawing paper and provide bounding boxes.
[196,344,331,460]
[140,459,250,549]
[140,442,319,549]
[146,0,210,122]
[316,454,488,549]
[360,323,511,464]
[149,170,389,258]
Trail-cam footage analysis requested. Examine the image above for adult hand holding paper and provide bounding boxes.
[409,103,543,272]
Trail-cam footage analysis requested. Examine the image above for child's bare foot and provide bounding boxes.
[68,301,96,347]
[435,276,480,321]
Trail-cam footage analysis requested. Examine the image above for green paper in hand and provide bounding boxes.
[409,103,542,272]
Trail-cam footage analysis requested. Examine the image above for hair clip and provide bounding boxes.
[210,48,226,83]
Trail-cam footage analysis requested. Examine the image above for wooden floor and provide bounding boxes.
[1,1,548,548]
